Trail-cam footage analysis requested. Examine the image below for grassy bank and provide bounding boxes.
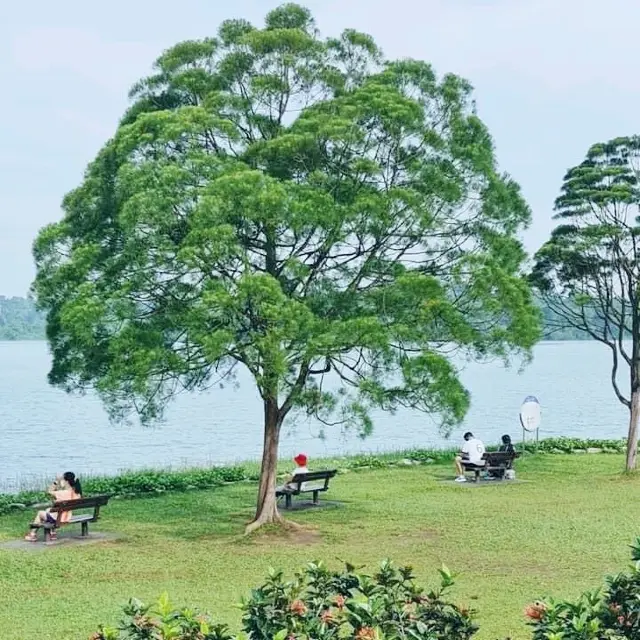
[0,436,626,513]
[0,451,637,640]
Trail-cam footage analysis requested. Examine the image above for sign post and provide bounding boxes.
[519,395,541,453]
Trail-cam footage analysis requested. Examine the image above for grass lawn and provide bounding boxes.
[0,454,638,640]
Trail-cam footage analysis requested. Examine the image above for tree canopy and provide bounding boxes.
[33,4,540,528]
[531,135,640,470]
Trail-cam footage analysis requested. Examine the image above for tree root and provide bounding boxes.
[244,510,302,535]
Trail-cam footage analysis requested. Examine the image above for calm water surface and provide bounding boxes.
[0,340,628,488]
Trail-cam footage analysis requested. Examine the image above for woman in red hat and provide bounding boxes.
[285,453,309,490]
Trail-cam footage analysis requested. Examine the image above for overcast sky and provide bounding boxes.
[1,0,638,296]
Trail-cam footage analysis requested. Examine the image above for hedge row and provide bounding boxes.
[0,437,627,516]
[0,465,247,516]
[348,436,626,468]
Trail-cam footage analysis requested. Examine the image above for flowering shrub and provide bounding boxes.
[241,560,477,640]
[87,542,640,640]
[526,538,640,640]
[89,594,234,640]
[89,562,476,640]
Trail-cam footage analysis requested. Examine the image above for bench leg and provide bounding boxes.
[285,494,292,510]
[44,528,51,543]
[312,490,319,504]
[81,522,89,537]
[474,469,480,483]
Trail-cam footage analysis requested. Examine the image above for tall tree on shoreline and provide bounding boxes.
[32,4,539,531]
[531,136,640,471]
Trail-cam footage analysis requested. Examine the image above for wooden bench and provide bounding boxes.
[463,451,520,482]
[275,470,337,509]
[30,495,110,541]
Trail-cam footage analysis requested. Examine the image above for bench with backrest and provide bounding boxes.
[276,470,337,509]
[462,451,520,482]
[30,495,110,541]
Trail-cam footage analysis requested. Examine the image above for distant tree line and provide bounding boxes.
[0,294,603,342]
[0,296,46,340]
[538,296,604,341]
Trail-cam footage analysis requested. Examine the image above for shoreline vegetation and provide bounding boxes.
[0,296,604,342]
[0,436,624,515]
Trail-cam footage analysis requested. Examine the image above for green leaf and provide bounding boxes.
[273,629,289,640]
[157,591,172,617]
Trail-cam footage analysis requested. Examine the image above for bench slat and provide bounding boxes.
[34,514,95,530]
[290,470,337,483]
[50,495,110,512]
[66,515,94,523]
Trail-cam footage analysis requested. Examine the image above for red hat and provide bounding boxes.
[294,453,308,466]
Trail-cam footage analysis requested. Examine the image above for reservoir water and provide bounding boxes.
[0,340,627,489]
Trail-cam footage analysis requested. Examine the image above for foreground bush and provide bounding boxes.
[527,538,640,640]
[89,541,640,639]
[90,595,233,640]
[241,560,476,640]
[92,561,476,640]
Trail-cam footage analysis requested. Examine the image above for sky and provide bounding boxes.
[1,0,638,296]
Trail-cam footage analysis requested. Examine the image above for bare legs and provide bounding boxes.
[24,510,51,541]
[454,456,469,483]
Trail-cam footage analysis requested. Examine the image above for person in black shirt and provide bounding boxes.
[499,434,515,454]
[488,434,515,479]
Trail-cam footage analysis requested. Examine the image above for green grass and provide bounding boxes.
[0,454,637,640]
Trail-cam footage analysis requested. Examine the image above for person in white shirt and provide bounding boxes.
[285,453,309,491]
[454,432,486,482]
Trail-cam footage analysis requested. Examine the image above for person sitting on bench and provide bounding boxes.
[283,453,309,491]
[488,434,515,478]
[24,471,82,542]
[454,432,485,483]
[499,434,515,454]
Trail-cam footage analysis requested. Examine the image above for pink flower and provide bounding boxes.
[321,609,335,624]
[524,602,547,621]
[290,599,308,616]
[356,627,376,640]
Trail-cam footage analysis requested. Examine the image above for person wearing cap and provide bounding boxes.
[281,453,309,492]
[275,453,311,500]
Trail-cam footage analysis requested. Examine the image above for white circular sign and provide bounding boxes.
[519,395,541,432]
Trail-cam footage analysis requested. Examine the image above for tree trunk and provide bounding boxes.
[246,397,283,533]
[626,388,640,472]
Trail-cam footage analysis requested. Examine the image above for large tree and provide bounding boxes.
[33,4,539,530]
[531,136,640,471]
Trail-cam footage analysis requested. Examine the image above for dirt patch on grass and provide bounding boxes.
[247,523,322,547]
[392,528,440,542]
